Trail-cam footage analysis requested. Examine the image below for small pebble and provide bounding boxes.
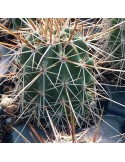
[0,97,12,109]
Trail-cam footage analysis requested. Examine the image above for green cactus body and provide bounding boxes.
[19,28,95,128]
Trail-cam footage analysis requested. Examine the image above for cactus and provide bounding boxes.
[108,18,125,69]
[14,19,97,129]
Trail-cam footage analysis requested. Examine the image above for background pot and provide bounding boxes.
[2,123,51,143]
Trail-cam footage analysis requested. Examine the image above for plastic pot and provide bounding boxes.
[102,84,125,117]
